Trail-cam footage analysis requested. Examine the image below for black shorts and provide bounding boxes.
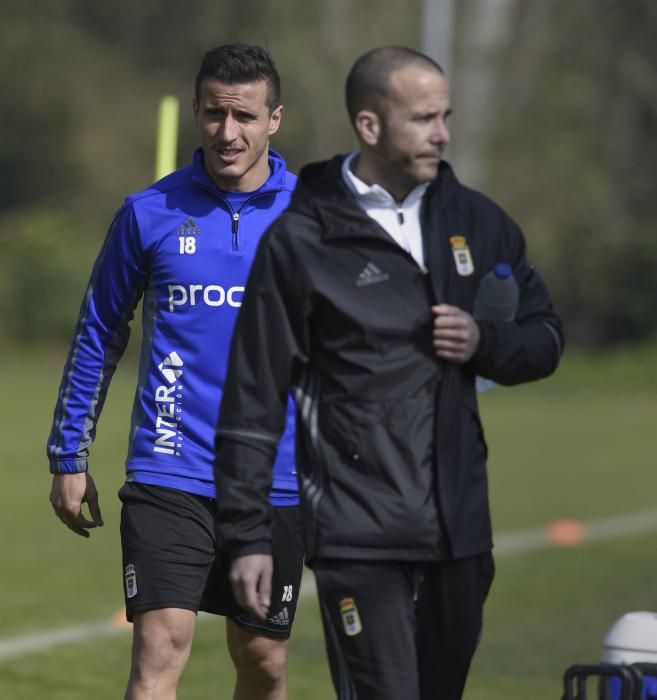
[313,554,495,700]
[118,482,304,639]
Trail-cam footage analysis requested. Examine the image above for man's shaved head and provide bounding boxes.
[345,46,444,124]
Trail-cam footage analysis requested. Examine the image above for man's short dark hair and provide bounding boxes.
[195,43,281,111]
[345,46,444,123]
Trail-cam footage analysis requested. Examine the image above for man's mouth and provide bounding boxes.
[418,151,442,161]
[215,148,243,164]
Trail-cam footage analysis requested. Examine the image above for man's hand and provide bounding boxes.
[50,472,103,538]
[432,304,481,363]
[228,554,273,620]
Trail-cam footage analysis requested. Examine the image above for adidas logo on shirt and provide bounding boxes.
[267,607,290,626]
[355,262,390,287]
[177,217,200,236]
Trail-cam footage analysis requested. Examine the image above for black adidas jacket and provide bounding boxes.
[214,156,564,564]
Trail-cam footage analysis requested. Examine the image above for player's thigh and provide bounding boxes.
[313,559,420,700]
[119,482,216,622]
[202,505,304,641]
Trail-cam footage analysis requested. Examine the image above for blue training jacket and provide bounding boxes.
[47,148,299,504]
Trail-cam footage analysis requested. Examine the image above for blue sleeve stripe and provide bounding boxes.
[74,283,144,460]
[50,212,123,458]
[48,207,144,466]
[49,283,96,462]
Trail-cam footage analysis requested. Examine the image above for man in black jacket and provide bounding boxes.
[214,47,564,700]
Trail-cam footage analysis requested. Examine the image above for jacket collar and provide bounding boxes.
[190,146,288,196]
[291,155,459,242]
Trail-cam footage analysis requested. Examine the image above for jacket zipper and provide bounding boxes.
[359,216,428,273]
[221,191,279,252]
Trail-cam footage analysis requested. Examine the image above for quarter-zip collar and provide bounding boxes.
[341,151,429,267]
[191,146,290,249]
[191,146,289,198]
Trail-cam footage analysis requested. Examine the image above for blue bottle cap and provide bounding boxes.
[493,262,512,279]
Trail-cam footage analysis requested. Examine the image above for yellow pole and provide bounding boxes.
[154,96,180,180]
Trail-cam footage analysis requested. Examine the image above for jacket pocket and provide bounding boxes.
[315,390,440,550]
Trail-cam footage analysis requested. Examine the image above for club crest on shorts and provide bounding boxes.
[339,597,362,637]
[449,236,475,276]
[124,564,138,599]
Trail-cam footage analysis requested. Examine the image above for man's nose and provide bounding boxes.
[433,119,450,144]
[219,115,239,141]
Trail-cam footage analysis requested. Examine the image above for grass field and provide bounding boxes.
[1,342,656,698]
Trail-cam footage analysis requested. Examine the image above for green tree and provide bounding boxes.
[484,0,657,345]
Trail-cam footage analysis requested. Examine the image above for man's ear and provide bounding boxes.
[354,110,381,146]
[192,98,199,125]
[268,104,284,136]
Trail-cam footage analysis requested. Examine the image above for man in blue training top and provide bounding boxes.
[47,44,302,700]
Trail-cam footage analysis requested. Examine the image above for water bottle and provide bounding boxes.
[473,262,519,322]
[474,263,519,392]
